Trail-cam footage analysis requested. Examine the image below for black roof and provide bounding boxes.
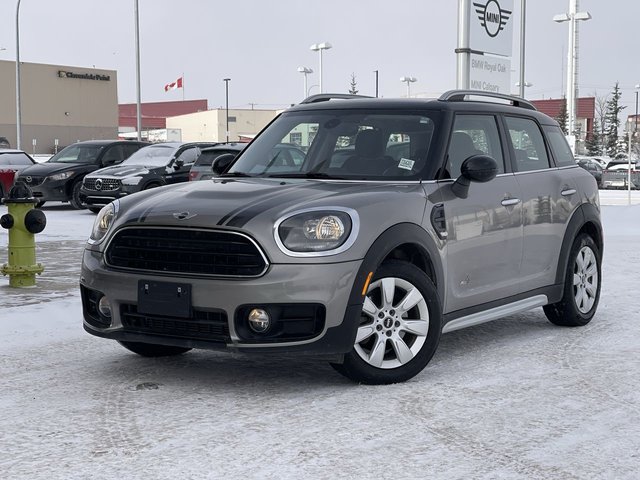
[287,91,557,125]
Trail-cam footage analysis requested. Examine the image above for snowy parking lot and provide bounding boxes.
[1,191,639,479]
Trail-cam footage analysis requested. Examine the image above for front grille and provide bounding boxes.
[22,176,44,186]
[121,304,230,343]
[106,227,268,277]
[84,177,121,191]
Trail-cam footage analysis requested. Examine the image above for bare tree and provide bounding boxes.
[593,91,609,155]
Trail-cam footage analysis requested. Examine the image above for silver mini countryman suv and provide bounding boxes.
[81,91,603,384]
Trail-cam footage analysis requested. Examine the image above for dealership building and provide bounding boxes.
[0,60,118,153]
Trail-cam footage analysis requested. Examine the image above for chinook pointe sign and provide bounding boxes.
[58,70,111,82]
[457,0,514,93]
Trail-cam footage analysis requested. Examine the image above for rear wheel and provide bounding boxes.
[544,233,601,327]
[331,261,442,385]
[118,341,192,357]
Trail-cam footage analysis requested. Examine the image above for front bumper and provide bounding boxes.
[80,185,138,207]
[22,178,70,201]
[80,248,364,354]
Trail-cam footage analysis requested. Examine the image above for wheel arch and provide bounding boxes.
[346,222,444,308]
[554,203,603,285]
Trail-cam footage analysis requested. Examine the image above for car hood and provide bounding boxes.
[105,178,431,263]
[16,162,78,177]
[89,165,157,178]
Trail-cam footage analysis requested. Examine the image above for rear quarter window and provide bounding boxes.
[543,125,575,167]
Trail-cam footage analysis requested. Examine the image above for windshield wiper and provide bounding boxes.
[220,171,252,177]
[267,172,344,179]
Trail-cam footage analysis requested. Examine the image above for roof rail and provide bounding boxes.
[300,93,373,104]
[438,90,537,111]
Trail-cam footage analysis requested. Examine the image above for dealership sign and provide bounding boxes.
[469,53,511,94]
[469,0,514,57]
[58,70,111,81]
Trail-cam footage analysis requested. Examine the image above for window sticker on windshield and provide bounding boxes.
[398,158,415,170]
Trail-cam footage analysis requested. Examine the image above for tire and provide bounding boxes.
[118,341,192,357]
[70,181,84,209]
[144,182,160,190]
[88,207,102,214]
[543,233,601,327]
[331,260,442,385]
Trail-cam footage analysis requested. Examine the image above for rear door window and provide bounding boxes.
[505,117,550,172]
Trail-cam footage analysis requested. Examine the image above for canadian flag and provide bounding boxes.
[164,77,183,92]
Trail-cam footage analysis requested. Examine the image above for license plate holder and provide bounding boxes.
[137,280,192,318]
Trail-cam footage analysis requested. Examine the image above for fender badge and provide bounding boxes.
[173,211,197,220]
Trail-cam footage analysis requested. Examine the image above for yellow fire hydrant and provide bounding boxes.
[1,182,46,287]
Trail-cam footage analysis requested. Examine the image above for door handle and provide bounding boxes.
[561,188,576,196]
[501,198,521,206]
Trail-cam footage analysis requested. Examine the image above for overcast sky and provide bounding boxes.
[1,1,638,113]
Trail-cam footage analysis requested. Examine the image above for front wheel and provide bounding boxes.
[331,261,442,385]
[118,341,192,357]
[70,181,84,209]
[543,233,601,327]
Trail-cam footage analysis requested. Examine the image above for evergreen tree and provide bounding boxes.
[604,82,626,157]
[555,97,568,134]
[585,118,602,156]
[349,73,358,95]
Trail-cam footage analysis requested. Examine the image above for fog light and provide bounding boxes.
[248,308,270,333]
[98,296,112,317]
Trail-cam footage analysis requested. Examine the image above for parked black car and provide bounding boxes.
[15,140,148,208]
[80,142,216,212]
[188,143,247,181]
[576,158,603,188]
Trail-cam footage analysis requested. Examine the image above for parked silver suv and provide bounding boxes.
[81,91,603,384]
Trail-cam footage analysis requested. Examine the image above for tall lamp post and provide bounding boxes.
[374,70,379,98]
[400,76,417,98]
[15,0,22,149]
[553,0,591,141]
[297,66,313,100]
[518,0,527,98]
[223,78,230,142]
[309,42,332,93]
[635,84,639,134]
[134,0,142,141]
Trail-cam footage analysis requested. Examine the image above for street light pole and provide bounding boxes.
[223,78,230,142]
[374,70,379,98]
[297,66,313,100]
[15,0,22,150]
[134,0,142,141]
[400,76,417,98]
[310,42,332,93]
[635,84,639,133]
[553,0,591,141]
[519,0,527,98]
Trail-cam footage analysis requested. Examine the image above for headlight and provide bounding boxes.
[89,202,119,243]
[121,176,142,186]
[48,171,74,181]
[275,208,358,256]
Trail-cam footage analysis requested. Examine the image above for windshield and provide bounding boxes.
[48,144,104,164]
[121,145,176,167]
[0,153,34,165]
[227,109,441,180]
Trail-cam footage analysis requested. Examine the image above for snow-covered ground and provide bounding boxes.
[1,192,639,479]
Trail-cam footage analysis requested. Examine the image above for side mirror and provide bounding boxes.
[173,158,184,170]
[451,154,498,199]
[212,153,237,175]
